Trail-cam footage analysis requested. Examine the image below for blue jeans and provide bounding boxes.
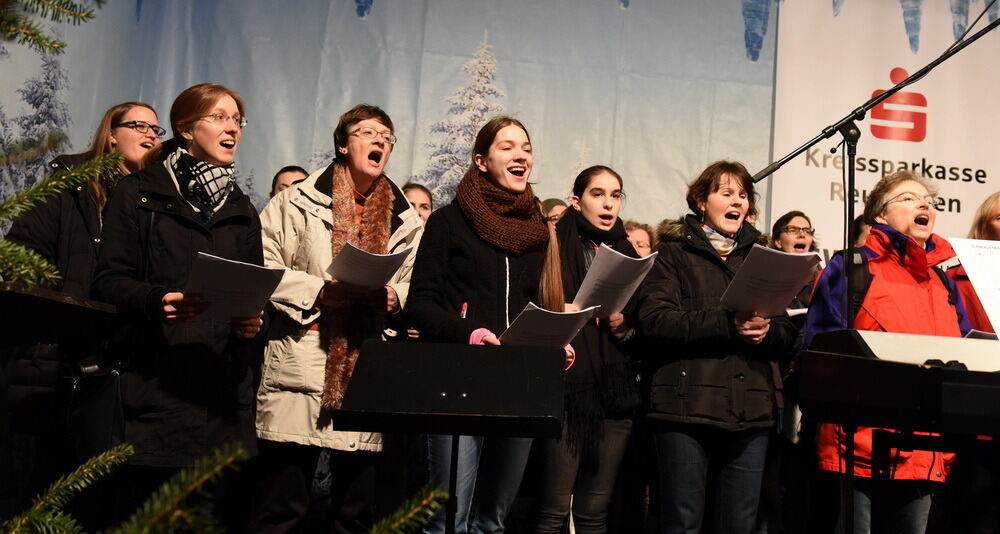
[653,423,770,534]
[424,435,532,534]
[835,478,934,534]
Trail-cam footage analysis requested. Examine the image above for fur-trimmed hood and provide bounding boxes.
[655,215,768,246]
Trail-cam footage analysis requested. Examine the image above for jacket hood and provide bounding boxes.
[656,214,763,247]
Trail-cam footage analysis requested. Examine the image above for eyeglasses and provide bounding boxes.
[201,113,248,129]
[349,126,397,145]
[882,192,936,210]
[781,225,815,235]
[545,215,561,222]
[112,120,166,137]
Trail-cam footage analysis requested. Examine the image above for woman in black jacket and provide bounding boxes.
[91,83,263,520]
[406,116,565,534]
[1,102,162,517]
[637,161,794,534]
[532,165,640,534]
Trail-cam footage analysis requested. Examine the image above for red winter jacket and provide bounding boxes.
[805,225,968,481]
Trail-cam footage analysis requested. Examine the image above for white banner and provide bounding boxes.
[770,1,1000,263]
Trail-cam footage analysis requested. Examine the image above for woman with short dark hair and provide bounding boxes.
[637,160,795,534]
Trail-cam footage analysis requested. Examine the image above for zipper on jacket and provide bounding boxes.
[505,255,511,328]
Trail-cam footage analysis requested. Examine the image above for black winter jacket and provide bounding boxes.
[637,215,794,431]
[91,161,263,467]
[5,154,102,297]
[1,154,102,432]
[405,201,545,343]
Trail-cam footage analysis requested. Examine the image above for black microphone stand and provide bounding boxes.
[752,14,1000,534]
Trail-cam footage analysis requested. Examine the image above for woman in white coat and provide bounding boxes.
[250,104,423,534]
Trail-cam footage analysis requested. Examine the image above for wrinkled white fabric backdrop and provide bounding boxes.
[1,0,777,227]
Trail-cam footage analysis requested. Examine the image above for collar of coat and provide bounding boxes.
[133,161,253,227]
[656,214,765,251]
[863,224,955,281]
[287,163,421,238]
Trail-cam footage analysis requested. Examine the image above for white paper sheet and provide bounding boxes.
[720,245,820,317]
[571,244,657,314]
[498,302,600,348]
[166,252,284,350]
[950,237,1000,333]
[327,243,412,289]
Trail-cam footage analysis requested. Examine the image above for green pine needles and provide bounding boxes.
[105,442,250,534]
[370,485,448,534]
[0,151,122,287]
[0,0,105,54]
[2,441,446,534]
[2,443,133,534]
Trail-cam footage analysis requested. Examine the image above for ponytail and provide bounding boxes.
[538,221,565,312]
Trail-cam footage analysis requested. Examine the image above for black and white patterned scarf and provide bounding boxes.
[165,147,234,219]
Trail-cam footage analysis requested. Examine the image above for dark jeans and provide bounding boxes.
[247,440,377,534]
[653,422,770,534]
[830,476,935,534]
[533,418,633,534]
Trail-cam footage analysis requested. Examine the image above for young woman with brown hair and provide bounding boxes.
[406,116,568,534]
[92,83,263,522]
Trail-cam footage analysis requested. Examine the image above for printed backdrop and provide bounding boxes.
[1,0,777,224]
[2,0,997,240]
[770,0,1000,261]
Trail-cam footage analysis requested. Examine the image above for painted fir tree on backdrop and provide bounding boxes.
[0,54,72,234]
[409,31,505,207]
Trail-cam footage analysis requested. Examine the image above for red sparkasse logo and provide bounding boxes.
[870,67,927,142]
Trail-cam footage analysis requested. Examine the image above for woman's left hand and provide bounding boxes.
[734,311,770,345]
[607,312,628,338]
[232,311,264,339]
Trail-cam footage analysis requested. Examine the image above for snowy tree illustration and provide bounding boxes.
[409,31,505,207]
[1,53,72,235]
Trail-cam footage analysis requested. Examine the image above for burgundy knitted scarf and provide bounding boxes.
[455,170,548,254]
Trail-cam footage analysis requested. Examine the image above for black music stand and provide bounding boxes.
[334,339,565,534]
[0,282,116,347]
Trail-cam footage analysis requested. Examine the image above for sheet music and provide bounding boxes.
[499,302,600,348]
[950,238,1000,334]
[167,252,283,351]
[571,244,657,314]
[328,242,411,289]
[720,245,820,317]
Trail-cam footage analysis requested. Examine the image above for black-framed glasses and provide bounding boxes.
[112,120,166,137]
[781,225,815,235]
[349,126,397,145]
[201,112,248,129]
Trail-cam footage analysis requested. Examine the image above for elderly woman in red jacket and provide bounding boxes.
[804,169,971,534]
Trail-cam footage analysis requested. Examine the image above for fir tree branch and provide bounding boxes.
[2,443,133,534]
[0,129,68,165]
[370,485,448,534]
[106,443,249,534]
[0,151,122,221]
[0,239,61,287]
[19,0,95,25]
[0,13,66,53]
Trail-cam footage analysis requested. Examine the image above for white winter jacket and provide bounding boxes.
[255,168,423,451]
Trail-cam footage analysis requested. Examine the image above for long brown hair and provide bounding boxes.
[78,101,156,208]
[142,83,245,166]
[464,116,564,312]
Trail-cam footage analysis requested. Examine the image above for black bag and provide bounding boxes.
[65,363,124,461]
